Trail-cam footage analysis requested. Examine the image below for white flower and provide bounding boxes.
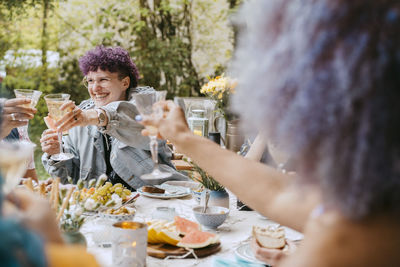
[84,198,97,211]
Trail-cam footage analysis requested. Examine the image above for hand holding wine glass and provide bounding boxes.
[44,94,74,161]
[13,89,42,142]
[0,98,37,139]
[133,90,172,180]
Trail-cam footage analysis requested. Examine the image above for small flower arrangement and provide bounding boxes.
[186,159,225,192]
[200,74,237,119]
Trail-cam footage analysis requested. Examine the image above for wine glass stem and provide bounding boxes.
[149,135,159,171]
[58,131,63,154]
[18,124,29,140]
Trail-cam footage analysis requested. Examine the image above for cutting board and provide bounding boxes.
[147,242,221,259]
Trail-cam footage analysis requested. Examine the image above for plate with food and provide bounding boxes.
[138,184,191,199]
[147,216,221,259]
[235,242,268,266]
[99,206,136,222]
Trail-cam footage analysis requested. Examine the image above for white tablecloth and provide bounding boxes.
[81,192,302,267]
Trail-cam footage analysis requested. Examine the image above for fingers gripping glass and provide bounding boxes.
[44,94,74,161]
[14,89,42,142]
[133,91,171,180]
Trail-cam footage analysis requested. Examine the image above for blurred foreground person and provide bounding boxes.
[142,1,400,266]
[41,46,187,189]
[0,100,98,266]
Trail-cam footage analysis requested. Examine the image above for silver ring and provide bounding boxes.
[10,113,16,120]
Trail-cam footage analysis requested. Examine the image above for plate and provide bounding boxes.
[235,242,270,266]
[138,184,191,199]
[148,242,221,259]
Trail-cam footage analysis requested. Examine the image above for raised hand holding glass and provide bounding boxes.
[44,94,74,161]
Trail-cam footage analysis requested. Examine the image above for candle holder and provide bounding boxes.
[112,221,147,267]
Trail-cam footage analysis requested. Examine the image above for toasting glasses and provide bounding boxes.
[14,89,42,141]
[133,90,171,180]
[44,93,74,161]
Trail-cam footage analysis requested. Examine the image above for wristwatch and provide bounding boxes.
[95,108,106,126]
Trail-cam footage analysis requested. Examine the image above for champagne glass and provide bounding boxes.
[14,89,42,141]
[0,141,34,194]
[133,90,172,180]
[44,94,74,161]
[267,140,289,173]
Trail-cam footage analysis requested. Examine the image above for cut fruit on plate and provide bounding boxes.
[174,216,201,235]
[177,230,219,249]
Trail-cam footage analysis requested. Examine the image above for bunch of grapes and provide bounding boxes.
[91,182,132,205]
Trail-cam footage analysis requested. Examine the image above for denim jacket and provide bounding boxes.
[42,88,188,188]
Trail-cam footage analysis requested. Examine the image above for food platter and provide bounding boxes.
[148,242,221,259]
[138,184,191,199]
[234,242,270,266]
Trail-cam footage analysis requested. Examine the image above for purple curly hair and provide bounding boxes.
[79,45,140,88]
[232,0,400,220]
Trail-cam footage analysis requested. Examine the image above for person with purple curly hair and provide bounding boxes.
[41,46,187,189]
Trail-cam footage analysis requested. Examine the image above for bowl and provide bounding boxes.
[99,207,136,222]
[193,205,229,229]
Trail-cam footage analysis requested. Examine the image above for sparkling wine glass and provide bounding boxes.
[267,140,289,173]
[44,93,74,161]
[133,90,171,180]
[0,141,34,194]
[14,89,42,142]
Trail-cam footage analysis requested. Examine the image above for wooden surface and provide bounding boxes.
[147,242,221,259]
[172,160,194,171]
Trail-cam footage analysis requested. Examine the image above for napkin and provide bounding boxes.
[213,256,267,267]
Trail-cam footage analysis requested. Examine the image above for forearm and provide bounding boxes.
[173,132,318,231]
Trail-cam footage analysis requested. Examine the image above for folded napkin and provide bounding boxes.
[213,256,267,267]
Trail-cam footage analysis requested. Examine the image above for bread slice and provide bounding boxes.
[253,225,286,249]
[142,186,165,194]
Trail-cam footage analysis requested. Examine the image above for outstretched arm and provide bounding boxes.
[143,101,320,231]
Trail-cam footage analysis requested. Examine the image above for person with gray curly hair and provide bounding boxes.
[141,0,400,266]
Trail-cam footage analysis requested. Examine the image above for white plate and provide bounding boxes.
[235,242,270,266]
[138,184,191,199]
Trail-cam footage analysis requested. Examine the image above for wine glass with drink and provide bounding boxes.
[14,89,42,141]
[267,140,289,173]
[0,140,34,194]
[133,90,172,180]
[44,93,74,161]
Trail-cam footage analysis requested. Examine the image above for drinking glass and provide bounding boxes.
[0,141,34,194]
[267,140,289,173]
[133,91,171,180]
[44,94,74,161]
[14,89,42,141]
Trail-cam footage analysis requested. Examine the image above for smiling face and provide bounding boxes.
[86,69,130,107]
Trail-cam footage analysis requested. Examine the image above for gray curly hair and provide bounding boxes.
[231,0,400,220]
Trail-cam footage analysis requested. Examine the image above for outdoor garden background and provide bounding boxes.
[0,0,242,178]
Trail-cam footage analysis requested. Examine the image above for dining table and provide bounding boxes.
[80,189,303,267]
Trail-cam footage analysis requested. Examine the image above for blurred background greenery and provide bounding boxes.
[0,0,242,179]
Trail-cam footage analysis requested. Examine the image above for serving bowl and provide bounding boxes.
[193,205,229,229]
[99,206,136,222]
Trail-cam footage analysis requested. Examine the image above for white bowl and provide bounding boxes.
[99,207,136,222]
[193,205,229,229]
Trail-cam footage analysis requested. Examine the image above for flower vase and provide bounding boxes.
[202,189,229,209]
[62,230,87,246]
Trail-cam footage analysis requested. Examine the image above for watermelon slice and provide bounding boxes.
[177,230,218,249]
[174,216,201,235]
